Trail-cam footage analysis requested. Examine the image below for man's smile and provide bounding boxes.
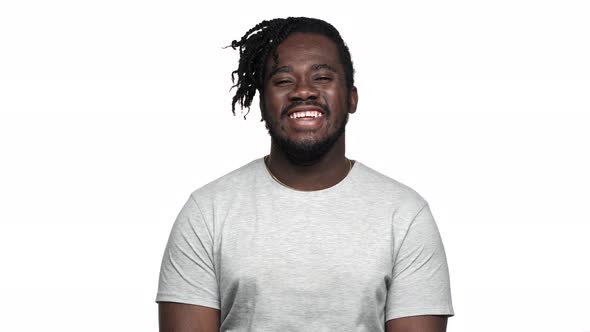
[286,111,326,130]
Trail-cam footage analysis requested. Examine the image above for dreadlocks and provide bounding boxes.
[228,17,355,120]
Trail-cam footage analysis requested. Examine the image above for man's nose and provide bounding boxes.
[288,80,318,101]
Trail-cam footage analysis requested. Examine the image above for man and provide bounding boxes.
[157,17,454,331]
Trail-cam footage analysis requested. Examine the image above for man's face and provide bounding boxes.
[260,32,358,164]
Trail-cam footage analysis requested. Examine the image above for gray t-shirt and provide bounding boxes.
[156,157,454,331]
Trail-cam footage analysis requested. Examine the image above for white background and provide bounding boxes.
[1,0,589,331]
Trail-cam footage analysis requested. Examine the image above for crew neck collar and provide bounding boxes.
[258,156,359,195]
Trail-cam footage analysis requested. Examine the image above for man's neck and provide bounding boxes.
[265,137,353,191]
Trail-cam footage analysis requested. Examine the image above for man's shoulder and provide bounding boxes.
[189,158,261,200]
[354,161,427,207]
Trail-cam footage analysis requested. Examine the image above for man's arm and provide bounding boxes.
[386,315,447,332]
[159,302,220,332]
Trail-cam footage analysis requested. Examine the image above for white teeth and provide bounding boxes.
[289,111,323,119]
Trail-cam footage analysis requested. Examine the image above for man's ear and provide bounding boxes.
[348,86,358,114]
[259,92,266,122]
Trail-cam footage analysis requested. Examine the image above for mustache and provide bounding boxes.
[282,101,330,117]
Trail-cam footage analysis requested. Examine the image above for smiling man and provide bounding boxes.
[156,17,454,332]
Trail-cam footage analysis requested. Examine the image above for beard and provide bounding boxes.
[262,103,349,165]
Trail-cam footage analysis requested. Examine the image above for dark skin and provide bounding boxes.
[159,303,219,332]
[261,33,357,191]
[386,315,448,332]
[158,32,448,332]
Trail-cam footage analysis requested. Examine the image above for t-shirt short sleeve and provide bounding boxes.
[385,203,454,321]
[155,194,220,310]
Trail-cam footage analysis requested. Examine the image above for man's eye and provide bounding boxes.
[275,80,291,85]
[315,76,332,81]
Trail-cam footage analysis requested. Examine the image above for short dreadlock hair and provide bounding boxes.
[229,17,355,119]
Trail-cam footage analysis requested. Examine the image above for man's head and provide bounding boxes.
[230,17,357,164]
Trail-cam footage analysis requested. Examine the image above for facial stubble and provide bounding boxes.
[261,102,350,166]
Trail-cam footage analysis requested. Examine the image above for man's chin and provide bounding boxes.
[274,139,326,164]
[269,130,345,165]
[264,113,348,165]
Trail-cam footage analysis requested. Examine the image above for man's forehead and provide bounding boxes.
[275,33,338,54]
[266,34,341,70]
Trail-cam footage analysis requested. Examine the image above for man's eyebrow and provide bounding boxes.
[312,64,337,72]
[269,66,292,77]
[269,64,338,77]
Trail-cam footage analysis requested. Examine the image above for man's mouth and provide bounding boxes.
[288,110,324,119]
[285,108,326,130]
